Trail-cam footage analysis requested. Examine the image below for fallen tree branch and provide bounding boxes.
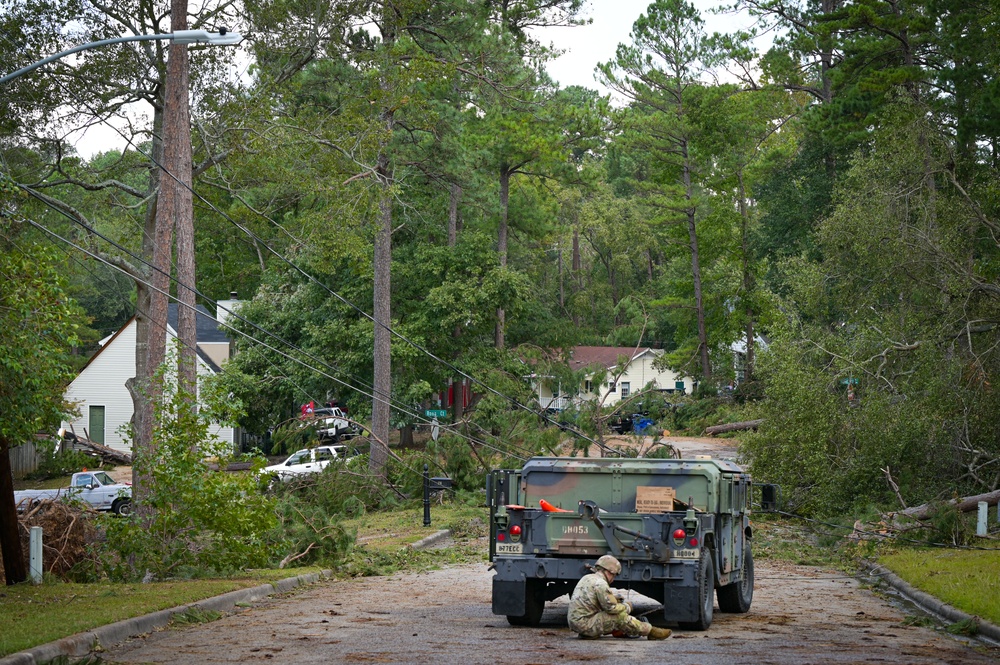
[882,465,907,510]
[279,543,316,569]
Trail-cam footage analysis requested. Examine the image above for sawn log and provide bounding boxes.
[704,419,763,436]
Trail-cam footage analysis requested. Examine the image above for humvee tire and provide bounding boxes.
[506,580,544,627]
[717,543,754,613]
[678,550,714,631]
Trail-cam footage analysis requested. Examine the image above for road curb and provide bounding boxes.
[864,562,1000,643]
[409,529,452,550]
[0,570,332,665]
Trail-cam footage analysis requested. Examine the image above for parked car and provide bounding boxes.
[261,444,357,483]
[14,470,132,515]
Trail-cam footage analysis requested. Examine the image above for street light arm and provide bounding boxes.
[0,31,242,85]
[171,30,243,46]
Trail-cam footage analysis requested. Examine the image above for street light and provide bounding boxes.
[0,29,242,85]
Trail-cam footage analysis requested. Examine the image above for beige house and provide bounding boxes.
[531,346,695,411]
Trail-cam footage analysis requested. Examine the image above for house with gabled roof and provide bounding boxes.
[60,300,240,454]
[531,346,695,412]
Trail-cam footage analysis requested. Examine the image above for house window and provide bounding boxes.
[620,382,630,398]
[609,382,617,393]
[584,380,593,393]
[675,380,685,393]
[89,405,106,445]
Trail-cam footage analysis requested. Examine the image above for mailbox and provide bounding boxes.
[429,477,453,491]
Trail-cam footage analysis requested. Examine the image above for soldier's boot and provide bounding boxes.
[646,626,672,640]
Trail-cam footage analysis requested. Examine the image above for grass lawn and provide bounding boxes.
[877,548,1000,627]
[344,500,485,551]
[0,497,488,658]
[0,569,320,657]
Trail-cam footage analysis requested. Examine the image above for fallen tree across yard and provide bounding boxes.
[704,419,763,436]
[895,489,1000,522]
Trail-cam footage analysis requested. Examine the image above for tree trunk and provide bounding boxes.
[704,420,763,436]
[371,167,392,478]
[369,7,398,479]
[452,378,464,422]
[682,138,710,380]
[496,167,510,350]
[897,489,1000,522]
[136,74,174,515]
[558,246,564,312]
[166,0,197,402]
[572,226,581,327]
[447,184,465,424]
[0,437,27,585]
[127,86,168,508]
[737,170,755,381]
[370,120,393,479]
[448,182,461,246]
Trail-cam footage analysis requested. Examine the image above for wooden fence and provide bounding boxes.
[8,441,42,479]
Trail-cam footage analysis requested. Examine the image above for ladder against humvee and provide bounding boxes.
[487,456,755,630]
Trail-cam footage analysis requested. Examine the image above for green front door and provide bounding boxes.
[89,405,106,445]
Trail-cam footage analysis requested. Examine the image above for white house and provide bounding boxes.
[532,346,696,411]
[61,300,240,454]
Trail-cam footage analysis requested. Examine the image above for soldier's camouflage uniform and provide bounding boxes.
[567,572,650,638]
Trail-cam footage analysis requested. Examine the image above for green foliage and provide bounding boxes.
[0,233,84,451]
[669,397,739,434]
[424,435,482,493]
[269,492,355,568]
[743,101,1000,515]
[924,502,973,547]
[99,381,279,581]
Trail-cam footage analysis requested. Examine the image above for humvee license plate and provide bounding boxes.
[673,548,699,559]
[496,543,523,555]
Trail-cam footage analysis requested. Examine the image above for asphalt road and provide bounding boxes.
[98,559,999,665]
[95,438,998,664]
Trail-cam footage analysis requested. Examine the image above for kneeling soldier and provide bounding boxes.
[567,554,672,640]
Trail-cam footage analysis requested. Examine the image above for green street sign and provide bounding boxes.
[425,409,447,419]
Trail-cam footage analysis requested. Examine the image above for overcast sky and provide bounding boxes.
[538,0,754,94]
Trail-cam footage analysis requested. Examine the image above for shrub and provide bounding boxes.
[98,380,280,581]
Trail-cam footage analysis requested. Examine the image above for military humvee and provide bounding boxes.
[487,456,754,630]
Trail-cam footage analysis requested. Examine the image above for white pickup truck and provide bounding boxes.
[261,444,359,484]
[310,407,358,442]
[14,470,132,515]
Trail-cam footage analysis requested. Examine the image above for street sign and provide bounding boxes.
[425,409,447,418]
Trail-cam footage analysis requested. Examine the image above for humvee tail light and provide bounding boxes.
[689,537,699,547]
[672,528,686,540]
[498,532,506,541]
[510,525,522,536]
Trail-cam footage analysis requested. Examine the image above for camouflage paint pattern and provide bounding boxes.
[567,572,649,638]
[488,456,754,626]
[494,457,750,562]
